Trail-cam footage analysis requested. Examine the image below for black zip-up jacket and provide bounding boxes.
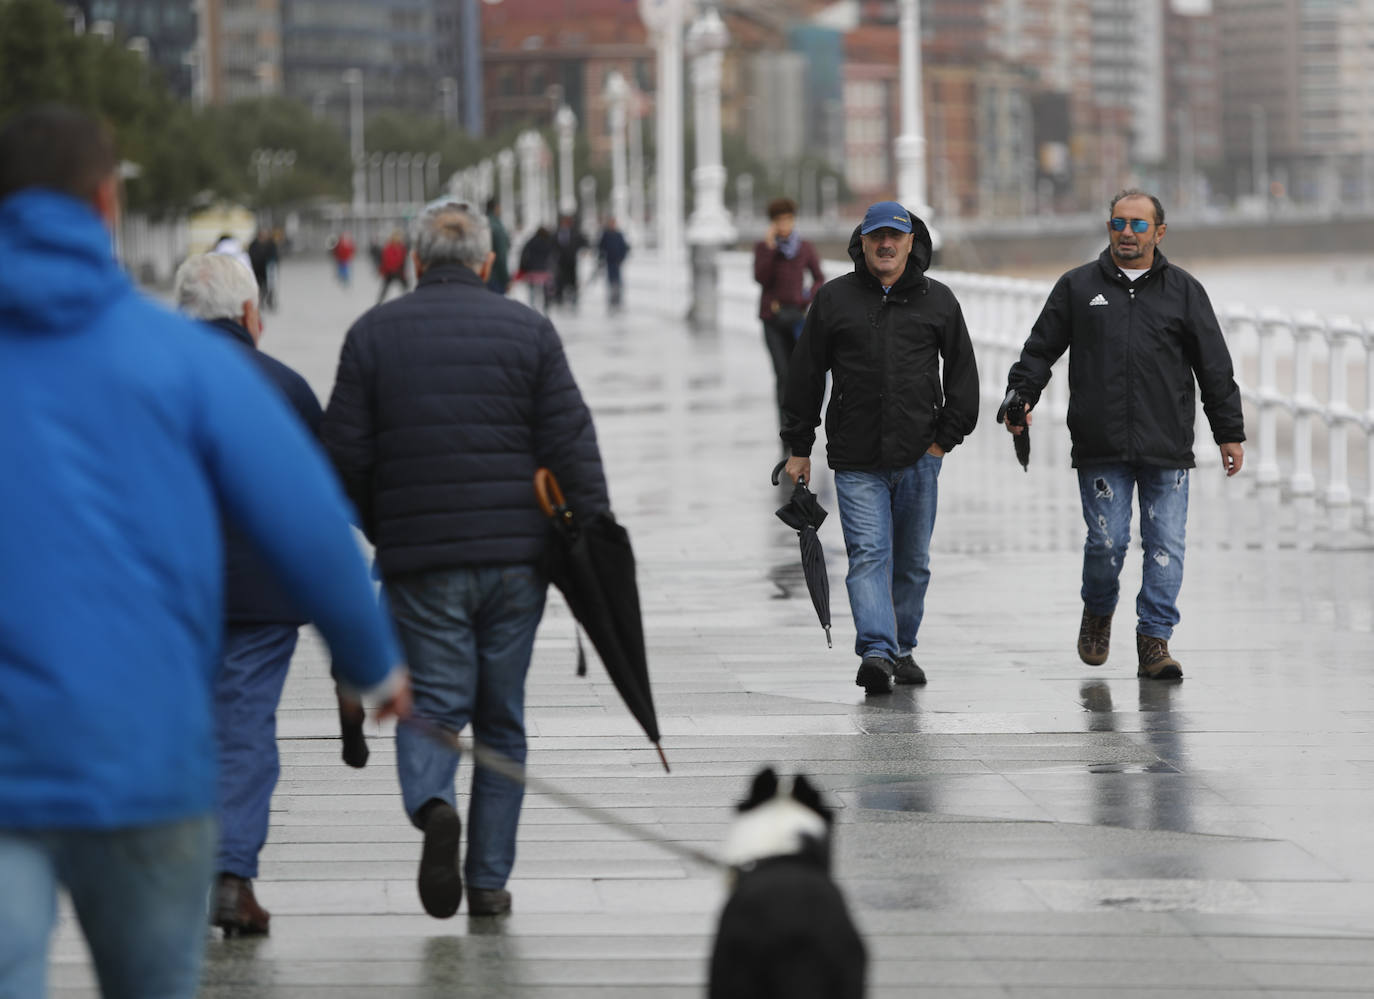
[781,221,979,468]
[1006,248,1245,468]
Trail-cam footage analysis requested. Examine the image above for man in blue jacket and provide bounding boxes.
[173,252,329,937]
[0,107,411,998]
[323,201,608,920]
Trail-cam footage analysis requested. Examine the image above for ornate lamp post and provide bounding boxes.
[685,1,735,331]
[555,104,578,217]
[497,148,516,219]
[606,72,631,229]
[894,0,936,245]
[639,0,687,278]
[628,85,647,244]
[517,130,543,234]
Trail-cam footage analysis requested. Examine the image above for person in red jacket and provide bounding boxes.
[330,231,356,285]
[754,197,824,439]
[376,229,410,304]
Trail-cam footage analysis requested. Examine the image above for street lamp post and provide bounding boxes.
[343,68,365,215]
[894,0,936,244]
[685,1,735,331]
[606,73,630,228]
[497,148,516,220]
[439,77,459,127]
[517,130,543,234]
[1251,104,1269,206]
[555,105,578,217]
[628,85,646,245]
[639,0,687,278]
[580,175,598,238]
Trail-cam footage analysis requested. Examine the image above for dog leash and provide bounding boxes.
[401,718,727,872]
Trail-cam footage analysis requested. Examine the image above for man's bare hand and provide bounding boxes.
[1002,407,1033,436]
[784,455,811,485]
[1219,442,1244,477]
[763,221,778,249]
[927,443,945,457]
[374,671,413,721]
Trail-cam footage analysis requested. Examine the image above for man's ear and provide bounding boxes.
[92,174,120,231]
[242,299,263,343]
[477,251,495,283]
[411,250,424,279]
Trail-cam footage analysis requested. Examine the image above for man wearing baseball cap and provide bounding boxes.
[780,201,979,693]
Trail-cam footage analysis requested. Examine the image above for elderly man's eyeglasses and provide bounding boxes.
[1109,217,1152,233]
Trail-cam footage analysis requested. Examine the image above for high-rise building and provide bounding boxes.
[1164,0,1221,210]
[203,0,282,103]
[85,0,199,99]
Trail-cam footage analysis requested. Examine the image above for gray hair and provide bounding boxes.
[411,201,491,271]
[173,252,259,321]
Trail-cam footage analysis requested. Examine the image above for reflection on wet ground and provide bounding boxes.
[47,258,1374,996]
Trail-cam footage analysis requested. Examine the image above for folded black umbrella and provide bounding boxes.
[996,388,1031,471]
[771,460,833,648]
[534,468,668,771]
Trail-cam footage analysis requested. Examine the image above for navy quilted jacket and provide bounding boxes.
[322,263,608,577]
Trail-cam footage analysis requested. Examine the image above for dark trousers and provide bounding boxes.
[377,273,409,304]
[762,318,798,436]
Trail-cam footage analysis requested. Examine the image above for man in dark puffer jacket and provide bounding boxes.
[323,202,608,919]
[782,201,980,695]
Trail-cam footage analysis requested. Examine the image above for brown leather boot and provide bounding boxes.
[211,873,271,937]
[1077,608,1112,666]
[1137,633,1183,680]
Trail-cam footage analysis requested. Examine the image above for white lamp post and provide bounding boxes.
[894,0,936,245]
[497,149,516,220]
[685,0,735,331]
[343,68,365,214]
[639,0,687,278]
[555,105,578,216]
[580,175,598,238]
[517,130,543,233]
[628,85,647,244]
[606,72,630,228]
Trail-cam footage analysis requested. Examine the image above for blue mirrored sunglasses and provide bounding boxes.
[1109,217,1152,233]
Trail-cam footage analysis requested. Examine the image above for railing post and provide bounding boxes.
[1365,324,1374,526]
[1255,311,1283,513]
[1290,314,1317,499]
[1324,318,1356,533]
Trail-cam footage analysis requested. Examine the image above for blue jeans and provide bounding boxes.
[1077,463,1189,639]
[0,816,216,999]
[834,455,942,662]
[213,622,299,879]
[388,564,547,891]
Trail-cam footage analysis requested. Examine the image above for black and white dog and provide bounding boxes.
[708,768,867,999]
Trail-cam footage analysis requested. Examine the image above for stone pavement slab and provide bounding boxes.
[45,256,1374,996]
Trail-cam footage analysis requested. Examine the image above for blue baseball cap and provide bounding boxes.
[860,201,913,235]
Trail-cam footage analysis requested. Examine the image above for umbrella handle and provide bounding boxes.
[770,459,804,488]
[534,467,567,518]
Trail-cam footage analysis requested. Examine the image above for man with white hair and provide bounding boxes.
[323,202,608,919]
[173,252,324,937]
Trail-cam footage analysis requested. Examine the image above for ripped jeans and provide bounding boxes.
[1077,463,1189,639]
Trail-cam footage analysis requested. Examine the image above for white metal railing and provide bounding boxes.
[710,250,1374,541]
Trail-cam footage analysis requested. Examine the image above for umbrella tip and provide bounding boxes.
[824,625,832,648]
[655,742,670,773]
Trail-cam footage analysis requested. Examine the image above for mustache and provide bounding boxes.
[876,247,897,257]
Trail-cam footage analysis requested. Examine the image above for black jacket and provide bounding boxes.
[781,221,980,469]
[206,318,323,625]
[321,263,608,578]
[1006,248,1245,468]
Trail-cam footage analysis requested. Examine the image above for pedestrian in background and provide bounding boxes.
[517,224,555,312]
[323,202,608,920]
[486,197,511,295]
[376,229,410,304]
[1002,189,1245,680]
[755,197,825,439]
[247,228,279,311]
[330,230,356,286]
[551,212,587,307]
[0,105,411,999]
[173,252,323,938]
[782,201,979,694]
[596,216,630,311]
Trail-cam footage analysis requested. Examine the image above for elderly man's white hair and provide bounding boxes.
[174,252,259,322]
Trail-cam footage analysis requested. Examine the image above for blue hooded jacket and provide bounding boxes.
[0,191,401,830]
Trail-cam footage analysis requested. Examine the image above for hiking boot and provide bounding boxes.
[855,656,894,695]
[1077,608,1113,666]
[416,800,463,918]
[211,874,270,937]
[1137,633,1183,680]
[893,654,927,686]
[467,887,513,917]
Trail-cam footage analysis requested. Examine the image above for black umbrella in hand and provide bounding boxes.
[771,460,833,648]
[534,468,668,771]
[997,388,1031,471]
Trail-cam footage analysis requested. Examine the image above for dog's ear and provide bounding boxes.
[790,773,833,825]
[738,767,779,812]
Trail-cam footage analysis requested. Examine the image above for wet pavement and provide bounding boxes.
[48,257,1374,997]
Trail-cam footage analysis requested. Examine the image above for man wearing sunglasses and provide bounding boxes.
[1000,189,1245,680]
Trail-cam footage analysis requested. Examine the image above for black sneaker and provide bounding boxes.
[417,800,462,919]
[855,656,894,695]
[893,654,927,685]
[467,886,513,916]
